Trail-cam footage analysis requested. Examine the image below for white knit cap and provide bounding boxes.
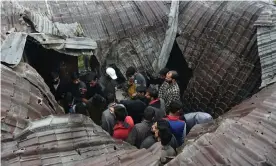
[106,67,117,80]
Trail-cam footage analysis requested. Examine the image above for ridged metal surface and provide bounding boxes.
[1,114,160,166]
[168,83,276,166]
[1,63,64,141]
[256,8,276,87]
[1,32,27,66]
[176,1,271,117]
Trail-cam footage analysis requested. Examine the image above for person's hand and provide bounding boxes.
[132,93,137,97]
[82,98,89,104]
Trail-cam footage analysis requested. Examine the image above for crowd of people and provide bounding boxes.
[50,66,213,164]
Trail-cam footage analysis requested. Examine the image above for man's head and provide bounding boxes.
[152,119,170,139]
[168,100,183,115]
[113,104,127,122]
[106,67,117,80]
[136,86,147,96]
[145,87,158,101]
[144,106,155,121]
[86,72,98,87]
[126,66,136,78]
[159,68,169,80]
[107,93,116,105]
[51,72,60,85]
[158,126,172,146]
[71,72,80,84]
[165,70,178,84]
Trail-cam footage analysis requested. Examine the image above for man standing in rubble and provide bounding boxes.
[99,67,118,99]
[158,71,180,110]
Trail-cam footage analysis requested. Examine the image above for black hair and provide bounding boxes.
[71,72,79,80]
[157,119,170,130]
[147,87,158,99]
[126,66,136,78]
[86,72,98,82]
[136,86,147,93]
[159,68,169,76]
[51,72,59,79]
[75,103,88,116]
[169,70,179,80]
[159,127,172,146]
[168,100,183,114]
[114,105,127,122]
[144,106,155,121]
[107,93,116,104]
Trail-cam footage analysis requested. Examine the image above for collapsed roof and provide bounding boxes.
[1,1,276,165]
[2,1,276,117]
[1,62,276,165]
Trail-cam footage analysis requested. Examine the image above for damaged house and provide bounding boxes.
[1,1,276,166]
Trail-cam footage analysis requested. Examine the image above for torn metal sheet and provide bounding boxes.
[176,1,272,117]
[1,32,27,66]
[1,115,160,166]
[1,63,64,141]
[156,0,179,71]
[255,8,276,87]
[168,83,276,166]
[28,33,97,56]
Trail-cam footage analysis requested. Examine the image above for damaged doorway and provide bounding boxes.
[165,40,193,96]
[23,36,78,90]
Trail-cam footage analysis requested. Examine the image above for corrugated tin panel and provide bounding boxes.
[256,8,276,87]
[1,63,64,141]
[1,32,27,66]
[168,83,276,166]
[14,1,169,41]
[1,115,160,166]
[177,1,269,117]
[28,33,97,56]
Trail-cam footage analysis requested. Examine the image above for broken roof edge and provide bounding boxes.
[28,33,97,56]
[1,32,97,67]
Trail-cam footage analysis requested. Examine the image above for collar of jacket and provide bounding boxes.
[166,115,181,121]
[149,98,160,105]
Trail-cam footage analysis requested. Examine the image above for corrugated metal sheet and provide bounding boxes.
[1,63,64,141]
[176,1,270,117]
[1,32,27,66]
[1,114,160,166]
[15,1,169,40]
[167,83,276,166]
[255,8,276,87]
[28,33,97,56]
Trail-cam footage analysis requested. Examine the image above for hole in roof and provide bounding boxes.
[114,146,117,150]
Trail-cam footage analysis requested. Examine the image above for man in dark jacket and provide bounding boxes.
[145,87,166,120]
[140,119,178,150]
[67,73,87,112]
[127,106,155,148]
[147,68,169,88]
[50,72,69,102]
[99,67,117,99]
[85,72,105,100]
[120,86,148,124]
[101,93,117,135]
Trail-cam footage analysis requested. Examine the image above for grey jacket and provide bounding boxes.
[140,135,178,150]
[101,103,116,135]
[183,112,213,133]
[126,120,153,148]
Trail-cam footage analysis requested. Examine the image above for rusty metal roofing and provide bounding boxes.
[168,83,276,166]
[1,114,160,166]
[1,32,27,67]
[255,7,276,87]
[176,1,273,117]
[1,63,64,141]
